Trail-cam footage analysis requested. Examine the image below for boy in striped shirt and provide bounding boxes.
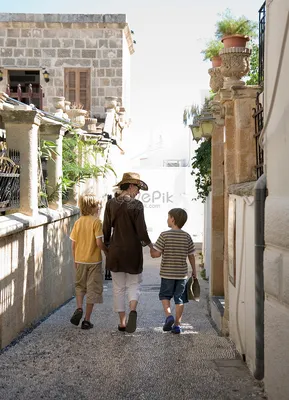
[150,208,196,334]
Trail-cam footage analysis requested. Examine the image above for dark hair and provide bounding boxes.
[119,183,130,191]
[168,208,187,228]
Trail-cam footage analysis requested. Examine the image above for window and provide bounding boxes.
[64,68,91,111]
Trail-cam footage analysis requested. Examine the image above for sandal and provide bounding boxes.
[118,325,126,332]
[70,308,83,326]
[125,311,137,333]
[81,320,94,330]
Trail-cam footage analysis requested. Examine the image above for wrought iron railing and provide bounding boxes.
[259,2,266,86]
[253,93,264,178]
[0,148,20,212]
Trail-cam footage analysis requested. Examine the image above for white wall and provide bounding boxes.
[264,1,289,399]
[228,195,256,373]
[132,167,204,243]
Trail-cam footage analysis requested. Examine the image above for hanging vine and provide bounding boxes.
[191,139,211,202]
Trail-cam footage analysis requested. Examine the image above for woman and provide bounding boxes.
[103,172,153,333]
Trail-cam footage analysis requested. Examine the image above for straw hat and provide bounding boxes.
[115,172,148,191]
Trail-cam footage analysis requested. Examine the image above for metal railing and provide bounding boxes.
[0,148,20,212]
[6,83,44,109]
[259,2,266,86]
[253,93,264,178]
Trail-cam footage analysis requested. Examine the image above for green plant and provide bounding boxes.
[215,9,258,39]
[61,133,115,199]
[39,132,116,203]
[246,43,259,85]
[201,39,224,61]
[191,138,211,202]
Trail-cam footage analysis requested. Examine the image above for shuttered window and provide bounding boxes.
[64,68,91,111]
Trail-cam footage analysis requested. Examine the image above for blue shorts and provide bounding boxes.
[159,278,186,305]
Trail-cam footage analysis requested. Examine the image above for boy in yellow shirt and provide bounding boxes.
[70,194,108,329]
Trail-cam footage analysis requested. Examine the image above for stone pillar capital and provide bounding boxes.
[230,85,262,100]
[40,122,66,140]
[0,109,42,126]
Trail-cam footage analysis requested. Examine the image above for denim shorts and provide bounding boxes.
[159,278,186,305]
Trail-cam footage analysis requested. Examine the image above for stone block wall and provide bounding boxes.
[0,208,79,349]
[0,14,134,117]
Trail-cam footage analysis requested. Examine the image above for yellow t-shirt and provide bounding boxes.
[70,215,103,264]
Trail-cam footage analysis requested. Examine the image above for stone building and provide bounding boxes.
[0,13,134,117]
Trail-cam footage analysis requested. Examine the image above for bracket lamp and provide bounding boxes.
[42,69,50,83]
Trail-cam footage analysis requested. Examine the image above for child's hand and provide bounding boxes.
[74,262,78,269]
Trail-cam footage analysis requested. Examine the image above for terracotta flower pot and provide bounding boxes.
[211,56,222,68]
[221,34,249,48]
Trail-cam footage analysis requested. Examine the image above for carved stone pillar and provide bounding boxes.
[40,123,65,210]
[1,110,41,216]
[210,96,225,298]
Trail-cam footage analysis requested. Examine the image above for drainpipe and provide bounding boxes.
[254,173,266,380]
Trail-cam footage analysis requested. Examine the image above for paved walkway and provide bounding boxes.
[0,250,267,400]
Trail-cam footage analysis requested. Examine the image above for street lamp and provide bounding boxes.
[189,124,203,142]
[198,107,215,138]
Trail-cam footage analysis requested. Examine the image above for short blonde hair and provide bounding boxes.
[79,194,101,216]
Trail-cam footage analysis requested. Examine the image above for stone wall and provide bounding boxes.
[0,14,134,117]
[0,207,79,349]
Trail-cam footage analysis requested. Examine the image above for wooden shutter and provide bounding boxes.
[64,68,91,111]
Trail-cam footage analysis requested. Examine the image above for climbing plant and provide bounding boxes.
[191,139,211,202]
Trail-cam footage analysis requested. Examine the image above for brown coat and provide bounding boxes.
[103,196,151,274]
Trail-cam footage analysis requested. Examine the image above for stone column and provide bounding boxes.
[220,88,236,334]
[219,85,261,334]
[40,122,65,210]
[210,97,225,297]
[231,86,260,183]
[1,110,41,216]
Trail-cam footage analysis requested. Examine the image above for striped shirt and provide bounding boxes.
[154,229,195,279]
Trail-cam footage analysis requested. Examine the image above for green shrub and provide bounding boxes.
[215,9,258,39]
[201,40,224,61]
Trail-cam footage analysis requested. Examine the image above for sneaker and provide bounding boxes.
[171,325,182,334]
[81,320,94,330]
[163,315,175,332]
[70,308,83,326]
[125,311,137,333]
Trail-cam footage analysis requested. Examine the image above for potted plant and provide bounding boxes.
[201,40,224,67]
[215,9,257,48]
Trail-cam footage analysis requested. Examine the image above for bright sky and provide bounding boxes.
[2,0,262,157]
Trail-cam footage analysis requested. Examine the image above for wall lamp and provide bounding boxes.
[189,117,202,142]
[198,107,215,138]
[42,68,50,83]
[0,69,3,82]
[189,108,215,142]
